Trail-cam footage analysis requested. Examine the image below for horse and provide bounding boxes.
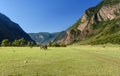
[30,46,33,48]
[40,45,47,50]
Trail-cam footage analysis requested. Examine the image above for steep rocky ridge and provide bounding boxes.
[59,0,120,44]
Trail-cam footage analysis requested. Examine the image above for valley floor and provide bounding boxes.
[0,45,120,76]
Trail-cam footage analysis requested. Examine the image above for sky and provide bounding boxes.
[0,0,102,33]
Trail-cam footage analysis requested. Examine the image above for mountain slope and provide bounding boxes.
[0,13,35,43]
[29,31,66,44]
[57,0,120,45]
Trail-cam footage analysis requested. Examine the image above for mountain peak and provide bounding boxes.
[0,12,35,43]
[54,0,120,45]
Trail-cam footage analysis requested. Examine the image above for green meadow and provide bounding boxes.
[0,45,120,76]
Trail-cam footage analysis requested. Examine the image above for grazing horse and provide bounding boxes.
[40,45,47,50]
[30,46,33,48]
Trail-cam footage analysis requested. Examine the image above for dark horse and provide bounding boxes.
[40,45,47,50]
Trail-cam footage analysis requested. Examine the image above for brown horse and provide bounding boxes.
[40,45,47,50]
[30,46,33,48]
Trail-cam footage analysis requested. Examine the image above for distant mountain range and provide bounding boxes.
[1,0,120,45]
[29,31,66,44]
[30,0,120,45]
[0,12,35,44]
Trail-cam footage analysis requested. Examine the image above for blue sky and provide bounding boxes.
[0,0,102,33]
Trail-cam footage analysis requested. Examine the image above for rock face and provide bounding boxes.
[0,13,35,43]
[59,0,120,44]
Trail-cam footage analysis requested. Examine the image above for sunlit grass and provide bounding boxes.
[0,45,120,76]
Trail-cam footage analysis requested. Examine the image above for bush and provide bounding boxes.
[51,43,67,47]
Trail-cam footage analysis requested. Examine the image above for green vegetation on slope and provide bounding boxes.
[90,18,120,44]
[74,18,120,45]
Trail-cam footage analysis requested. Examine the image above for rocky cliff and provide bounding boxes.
[59,0,120,44]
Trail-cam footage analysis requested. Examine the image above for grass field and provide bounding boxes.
[0,45,120,76]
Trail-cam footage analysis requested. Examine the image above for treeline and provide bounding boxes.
[0,38,34,47]
[48,42,67,47]
[0,38,67,47]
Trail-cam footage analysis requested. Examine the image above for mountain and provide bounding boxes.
[55,0,120,45]
[29,31,66,44]
[0,12,35,43]
[29,0,120,45]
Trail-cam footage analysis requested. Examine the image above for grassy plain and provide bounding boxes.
[0,45,120,76]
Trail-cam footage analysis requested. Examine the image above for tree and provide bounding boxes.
[12,40,19,46]
[1,38,33,47]
[48,41,52,47]
[52,43,60,47]
[30,41,34,46]
[12,38,26,47]
[1,39,9,47]
[27,41,31,46]
[27,41,35,47]
[19,38,25,46]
